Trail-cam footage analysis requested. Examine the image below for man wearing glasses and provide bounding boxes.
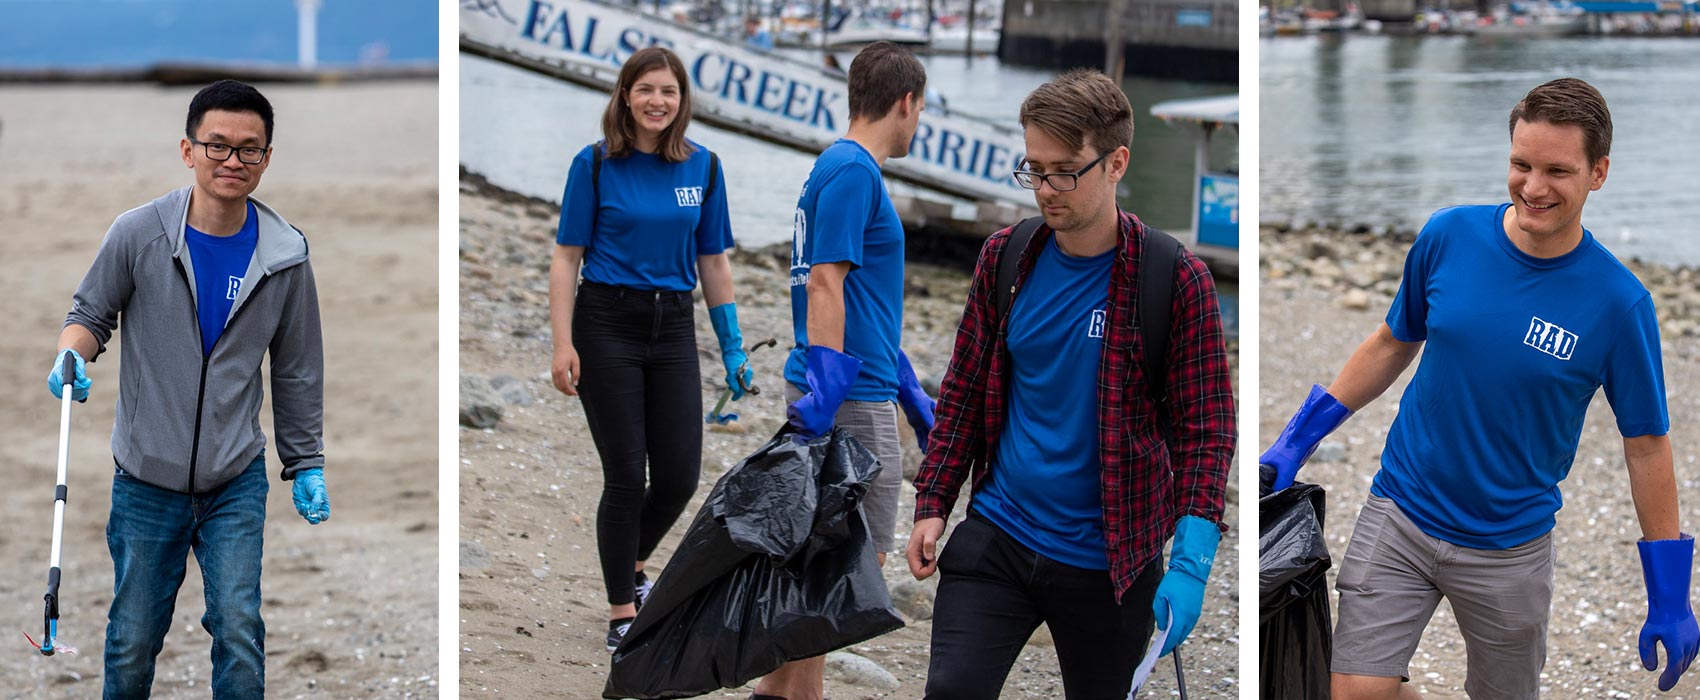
[905,69,1234,698]
[51,79,327,698]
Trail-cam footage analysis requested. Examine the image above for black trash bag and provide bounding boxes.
[603,426,905,699]
[1259,464,1332,700]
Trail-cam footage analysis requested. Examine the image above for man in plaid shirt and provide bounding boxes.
[904,69,1236,698]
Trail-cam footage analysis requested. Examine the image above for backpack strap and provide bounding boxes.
[704,150,720,203]
[994,216,1046,324]
[1138,225,1182,443]
[591,141,604,234]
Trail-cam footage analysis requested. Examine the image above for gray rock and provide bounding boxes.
[490,374,534,406]
[889,578,936,620]
[1341,289,1372,311]
[460,541,493,570]
[1313,441,1348,463]
[460,375,504,428]
[824,651,901,691]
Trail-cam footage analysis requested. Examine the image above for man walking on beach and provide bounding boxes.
[904,69,1235,698]
[50,79,328,699]
[762,41,934,700]
[1262,77,1698,698]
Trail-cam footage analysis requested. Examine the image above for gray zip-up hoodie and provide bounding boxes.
[66,186,325,493]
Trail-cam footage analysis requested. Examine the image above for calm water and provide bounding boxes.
[0,1,437,67]
[460,51,1237,248]
[1262,35,1700,264]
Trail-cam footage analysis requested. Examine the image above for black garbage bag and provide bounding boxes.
[603,426,905,699]
[1259,464,1332,700]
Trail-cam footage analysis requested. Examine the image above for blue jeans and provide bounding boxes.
[104,455,267,700]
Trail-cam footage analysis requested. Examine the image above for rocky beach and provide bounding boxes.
[1261,224,1700,699]
[0,83,440,698]
[458,175,1243,699]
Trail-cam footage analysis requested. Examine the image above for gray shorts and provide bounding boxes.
[1333,493,1555,700]
[786,385,904,553]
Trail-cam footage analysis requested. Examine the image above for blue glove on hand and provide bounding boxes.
[1153,515,1219,657]
[708,303,754,400]
[786,345,861,440]
[1260,384,1353,492]
[47,349,91,403]
[1639,535,1700,691]
[895,350,936,452]
[291,468,330,525]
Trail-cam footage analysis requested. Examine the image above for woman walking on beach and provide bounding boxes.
[547,46,752,652]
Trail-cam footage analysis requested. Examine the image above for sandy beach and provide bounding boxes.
[1261,224,1700,699]
[456,175,1243,699]
[0,82,439,699]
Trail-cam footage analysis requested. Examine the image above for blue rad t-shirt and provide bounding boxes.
[784,139,906,401]
[1374,203,1668,549]
[556,141,733,292]
[183,201,259,356]
[975,236,1115,570]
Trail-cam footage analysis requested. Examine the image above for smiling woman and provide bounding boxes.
[545,45,750,654]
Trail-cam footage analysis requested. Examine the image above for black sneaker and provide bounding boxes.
[606,617,634,652]
[633,571,653,612]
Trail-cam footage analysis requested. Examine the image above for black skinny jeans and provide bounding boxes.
[573,281,703,606]
[925,510,1164,700]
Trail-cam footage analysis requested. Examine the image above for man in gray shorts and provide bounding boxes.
[1262,78,1698,698]
[767,41,933,700]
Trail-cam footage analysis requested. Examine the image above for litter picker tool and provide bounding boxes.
[706,338,777,425]
[26,350,78,656]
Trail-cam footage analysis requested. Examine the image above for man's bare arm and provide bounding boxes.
[805,262,851,352]
[1326,322,1424,411]
[1626,433,1681,541]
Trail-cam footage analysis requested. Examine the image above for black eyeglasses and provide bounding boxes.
[1012,150,1112,192]
[190,138,269,165]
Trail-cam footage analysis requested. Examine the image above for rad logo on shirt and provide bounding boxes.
[674,186,703,207]
[225,276,243,301]
[1088,309,1106,339]
[1523,316,1577,360]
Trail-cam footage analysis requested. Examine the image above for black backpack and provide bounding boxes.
[993,216,1183,441]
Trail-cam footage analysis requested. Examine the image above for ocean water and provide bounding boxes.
[0,0,437,68]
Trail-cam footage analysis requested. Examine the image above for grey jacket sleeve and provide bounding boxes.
[65,220,137,359]
[270,259,326,479]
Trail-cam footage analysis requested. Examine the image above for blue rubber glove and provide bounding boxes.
[1153,515,1219,657]
[47,349,91,403]
[895,350,936,452]
[786,345,861,439]
[291,468,330,525]
[708,303,754,400]
[1639,535,1700,692]
[1260,384,1353,492]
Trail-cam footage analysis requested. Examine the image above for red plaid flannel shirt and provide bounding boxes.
[912,209,1236,603]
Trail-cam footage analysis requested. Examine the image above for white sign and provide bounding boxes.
[461,0,1034,207]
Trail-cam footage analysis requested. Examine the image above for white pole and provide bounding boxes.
[296,0,321,70]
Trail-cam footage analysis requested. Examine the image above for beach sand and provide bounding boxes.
[1261,225,1700,699]
[457,177,1242,699]
[0,82,439,699]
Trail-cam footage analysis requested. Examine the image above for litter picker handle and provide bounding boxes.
[60,351,75,392]
[1173,648,1187,700]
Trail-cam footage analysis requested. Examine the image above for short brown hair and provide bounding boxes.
[1508,78,1611,165]
[601,47,695,162]
[1019,69,1134,158]
[847,41,926,121]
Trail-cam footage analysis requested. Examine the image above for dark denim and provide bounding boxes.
[573,281,703,606]
[104,455,267,699]
[924,510,1163,700]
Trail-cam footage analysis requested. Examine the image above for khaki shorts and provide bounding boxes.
[1333,493,1555,700]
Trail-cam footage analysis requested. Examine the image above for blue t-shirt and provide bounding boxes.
[975,236,1115,569]
[183,201,259,356]
[556,141,733,292]
[1374,203,1669,549]
[784,139,906,401]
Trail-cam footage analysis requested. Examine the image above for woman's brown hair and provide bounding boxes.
[601,47,696,163]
